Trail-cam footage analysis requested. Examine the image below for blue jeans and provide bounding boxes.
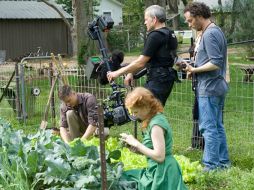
[198,96,230,170]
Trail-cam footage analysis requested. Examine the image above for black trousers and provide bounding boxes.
[145,67,176,107]
[144,79,174,107]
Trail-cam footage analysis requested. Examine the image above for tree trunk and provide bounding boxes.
[217,0,225,30]
[145,0,166,7]
[229,0,239,36]
[167,0,178,13]
[72,0,93,62]
[167,0,179,30]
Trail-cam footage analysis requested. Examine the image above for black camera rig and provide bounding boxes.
[102,83,135,128]
[87,15,134,128]
[86,15,114,81]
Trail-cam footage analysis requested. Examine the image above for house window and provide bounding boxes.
[103,11,112,18]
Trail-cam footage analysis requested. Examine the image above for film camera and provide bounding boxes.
[86,16,133,128]
[102,83,135,128]
[86,15,123,85]
[87,15,114,40]
[175,58,194,80]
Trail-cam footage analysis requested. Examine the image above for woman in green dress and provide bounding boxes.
[120,87,187,190]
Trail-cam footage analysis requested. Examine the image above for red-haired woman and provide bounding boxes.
[120,87,187,190]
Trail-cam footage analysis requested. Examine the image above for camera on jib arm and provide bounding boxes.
[86,15,134,128]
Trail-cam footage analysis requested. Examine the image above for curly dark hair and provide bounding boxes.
[98,49,124,85]
[184,2,211,19]
[58,85,72,100]
[111,49,124,69]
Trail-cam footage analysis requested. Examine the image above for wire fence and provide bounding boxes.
[0,59,253,169]
[0,63,17,119]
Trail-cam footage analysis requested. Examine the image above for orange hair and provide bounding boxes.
[125,87,163,129]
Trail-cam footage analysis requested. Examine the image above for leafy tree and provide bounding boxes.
[122,0,145,49]
[121,0,189,51]
[144,0,189,29]
[232,0,254,56]
[55,0,100,16]
[228,0,241,36]
[55,0,72,15]
[213,0,254,55]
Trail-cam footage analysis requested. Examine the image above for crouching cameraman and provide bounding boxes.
[58,85,109,143]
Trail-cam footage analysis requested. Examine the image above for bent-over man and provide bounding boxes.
[58,85,108,143]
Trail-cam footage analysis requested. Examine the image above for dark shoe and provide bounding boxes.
[220,163,231,170]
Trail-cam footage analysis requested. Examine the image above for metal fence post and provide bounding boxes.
[20,63,27,122]
[15,63,22,120]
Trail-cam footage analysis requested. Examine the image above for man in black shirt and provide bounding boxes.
[107,5,178,106]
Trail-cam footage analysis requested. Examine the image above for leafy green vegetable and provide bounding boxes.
[0,120,127,189]
[174,155,203,183]
[0,118,203,189]
[84,137,203,183]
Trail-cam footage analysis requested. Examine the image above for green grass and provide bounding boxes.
[228,46,254,64]
[188,167,254,190]
[182,38,192,45]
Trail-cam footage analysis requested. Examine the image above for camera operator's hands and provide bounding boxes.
[182,63,195,80]
[175,59,195,78]
[120,133,139,148]
[184,63,195,74]
[124,73,134,87]
[175,58,188,71]
[107,70,120,82]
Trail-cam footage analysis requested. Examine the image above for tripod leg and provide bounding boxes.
[191,120,204,150]
[191,96,205,150]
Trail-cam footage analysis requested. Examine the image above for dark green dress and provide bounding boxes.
[122,113,187,190]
